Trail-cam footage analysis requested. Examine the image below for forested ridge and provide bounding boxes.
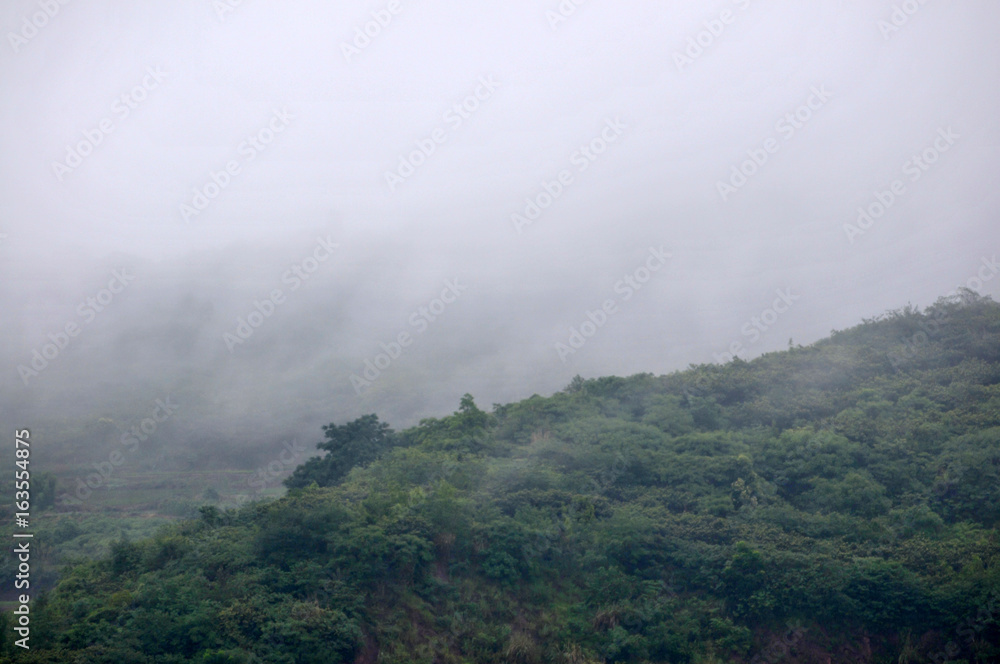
[3,291,999,663]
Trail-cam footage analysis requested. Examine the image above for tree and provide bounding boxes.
[408,394,496,451]
[284,414,396,489]
[457,393,490,432]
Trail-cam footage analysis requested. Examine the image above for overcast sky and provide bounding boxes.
[2,0,999,449]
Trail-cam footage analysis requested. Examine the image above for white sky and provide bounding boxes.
[2,0,998,436]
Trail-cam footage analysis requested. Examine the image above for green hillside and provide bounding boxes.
[4,291,999,663]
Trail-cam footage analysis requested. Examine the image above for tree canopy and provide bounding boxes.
[5,295,1000,663]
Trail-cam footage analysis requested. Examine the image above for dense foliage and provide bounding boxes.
[3,292,999,663]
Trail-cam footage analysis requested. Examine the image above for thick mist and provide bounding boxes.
[2,0,999,466]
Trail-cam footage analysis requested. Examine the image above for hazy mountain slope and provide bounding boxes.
[4,292,999,664]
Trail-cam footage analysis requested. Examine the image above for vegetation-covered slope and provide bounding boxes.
[3,291,999,663]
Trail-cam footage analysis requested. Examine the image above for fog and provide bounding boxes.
[2,0,999,466]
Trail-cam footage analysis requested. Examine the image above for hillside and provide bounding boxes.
[3,291,999,663]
